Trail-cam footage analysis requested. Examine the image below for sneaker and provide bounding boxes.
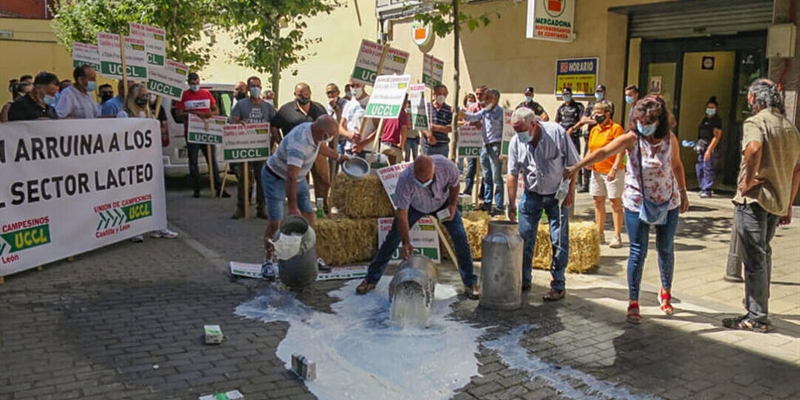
[356,279,376,295]
[722,314,769,333]
[130,235,144,243]
[150,229,178,239]
[609,236,622,249]
[317,258,331,272]
[261,260,278,281]
[699,192,712,198]
[192,190,201,198]
[542,289,565,302]
[465,283,480,300]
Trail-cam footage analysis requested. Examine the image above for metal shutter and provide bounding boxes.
[623,0,773,39]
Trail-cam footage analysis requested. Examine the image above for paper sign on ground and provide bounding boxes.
[317,266,369,281]
[222,123,271,162]
[422,54,444,89]
[502,108,514,155]
[147,59,188,101]
[129,22,166,67]
[351,39,409,86]
[364,75,411,119]
[457,125,482,158]
[187,114,225,145]
[229,261,263,278]
[97,32,148,81]
[376,162,412,208]
[409,84,430,130]
[378,217,441,263]
[72,42,101,71]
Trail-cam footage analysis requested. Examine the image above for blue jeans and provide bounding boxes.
[365,205,477,287]
[261,166,313,221]
[480,143,504,209]
[425,143,449,157]
[463,157,479,195]
[696,152,715,194]
[625,208,679,301]
[518,192,570,290]
[187,142,222,191]
[404,138,419,162]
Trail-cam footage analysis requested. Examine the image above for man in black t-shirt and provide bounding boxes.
[516,86,549,121]
[8,72,60,121]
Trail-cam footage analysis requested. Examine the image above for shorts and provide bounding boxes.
[589,170,624,199]
[262,166,313,221]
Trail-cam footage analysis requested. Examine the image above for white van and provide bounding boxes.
[160,83,235,178]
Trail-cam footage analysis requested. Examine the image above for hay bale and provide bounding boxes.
[331,173,394,219]
[315,216,378,266]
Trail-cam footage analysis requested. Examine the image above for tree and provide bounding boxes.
[411,0,500,38]
[219,0,342,103]
[51,0,219,69]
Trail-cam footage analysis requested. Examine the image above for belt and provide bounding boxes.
[264,165,283,180]
[381,141,401,149]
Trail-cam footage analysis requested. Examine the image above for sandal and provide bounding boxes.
[722,315,769,333]
[355,279,376,295]
[658,289,674,316]
[626,302,642,324]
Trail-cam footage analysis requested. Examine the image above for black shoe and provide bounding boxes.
[543,289,566,302]
[722,315,769,333]
[220,190,231,198]
[490,207,505,216]
[192,190,201,198]
[723,275,744,283]
[465,284,480,300]
[478,203,492,212]
[522,282,532,292]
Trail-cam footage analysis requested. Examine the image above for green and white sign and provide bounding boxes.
[351,39,409,86]
[409,84,430,130]
[129,22,166,67]
[502,108,514,155]
[71,42,101,71]
[376,162,412,208]
[222,123,270,162]
[422,54,444,89]
[378,217,441,264]
[97,32,148,81]
[364,74,411,119]
[147,59,187,101]
[457,125,483,158]
[187,115,225,145]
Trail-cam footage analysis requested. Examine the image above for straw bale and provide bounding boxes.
[315,217,378,266]
[331,173,395,218]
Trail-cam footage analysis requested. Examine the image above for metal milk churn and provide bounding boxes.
[276,215,318,288]
[388,255,438,308]
[480,221,523,310]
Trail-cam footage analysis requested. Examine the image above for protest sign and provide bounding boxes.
[187,115,225,145]
[97,32,148,81]
[129,22,166,67]
[222,123,270,162]
[364,75,411,119]
[409,84,430,130]
[422,54,444,89]
[502,108,515,155]
[378,217,441,264]
[72,43,101,71]
[147,59,188,101]
[351,40,409,86]
[0,119,167,277]
[457,125,482,157]
[376,162,412,208]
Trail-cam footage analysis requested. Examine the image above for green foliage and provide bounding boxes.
[412,0,500,38]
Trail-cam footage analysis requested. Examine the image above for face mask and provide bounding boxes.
[595,92,603,100]
[297,96,310,105]
[351,87,363,98]
[524,96,532,103]
[265,99,274,106]
[486,103,495,111]
[517,131,532,143]
[405,108,412,114]
[435,95,446,104]
[564,95,572,102]
[705,108,716,116]
[625,95,634,104]
[466,101,475,108]
[637,121,658,137]
[414,178,433,188]
[594,114,606,124]
[7,85,13,94]
[189,84,200,92]
[249,87,261,98]
[43,95,56,106]
[86,81,97,92]
[235,91,246,100]
[135,97,148,107]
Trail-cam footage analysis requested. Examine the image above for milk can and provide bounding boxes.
[276,215,318,288]
[388,255,438,308]
[480,221,523,310]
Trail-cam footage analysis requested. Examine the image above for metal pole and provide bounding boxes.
[451,0,460,163]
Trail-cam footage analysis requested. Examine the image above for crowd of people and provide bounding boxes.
[4,65,799,332]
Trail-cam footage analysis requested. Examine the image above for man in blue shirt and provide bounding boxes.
[101,80,126,117]
[460,88,505,214]
[424,84,452,157]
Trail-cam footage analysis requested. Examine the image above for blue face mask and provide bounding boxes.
[637,121,658,137]
[86,81,97,92]
[705,107,716,116]
[517,131,532,143]
[414,178,433,188]
[625,95,634,104]
[595,92,603,100]
[42,95,56,105]
[564,95,572,102]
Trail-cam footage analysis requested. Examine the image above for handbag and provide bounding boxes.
[637,137,672,225]
[693,138,709,155]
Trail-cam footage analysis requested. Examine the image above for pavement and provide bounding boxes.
[1,183,799,400]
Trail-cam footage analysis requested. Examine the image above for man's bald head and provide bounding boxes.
[311,115,338,143]
[413,155,435,183]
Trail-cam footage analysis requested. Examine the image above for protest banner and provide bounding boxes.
[147,59,188,101]
[129,22,166,67]
[186,115,225,145]
[554,58,599,96]
[502,108,515,155]
[97,32,148,81]
[72,43,101,71]
[351,40,409,86]
[378,217,441,264]
[409,84,430,130]
[0,119,167,278]
[364,75,411,119]
[222,123,270,162]
[422,54,444,89]
[457,125,482,158]
[376,162,412,208]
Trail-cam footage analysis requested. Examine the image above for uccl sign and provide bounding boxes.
[526,0,575,43]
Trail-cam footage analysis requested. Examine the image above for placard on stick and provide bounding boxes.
[409,84,430,130]
[351,40,409,86]
[72,43,101,71]
[364,75,411,119]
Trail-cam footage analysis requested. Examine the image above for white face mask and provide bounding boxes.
[265,99,274,106]
[351,87,363,98]
[435,95,446,104]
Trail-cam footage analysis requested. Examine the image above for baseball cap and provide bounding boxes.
[562,87,573,95]
[596,84,606,92]
[524,86,534,94]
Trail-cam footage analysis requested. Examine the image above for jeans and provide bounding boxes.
[696,152,715,194]
[404,138,419,162]
[463,157,480,195]
[480,143,504,209]
[625,208,679,301]
[235,161,265,211]
[365,205,477,287]
[187,142,222,191]
[261,166,313,221]
[735,203,778,322]
[426,143,449,157]
[518,192,570,290]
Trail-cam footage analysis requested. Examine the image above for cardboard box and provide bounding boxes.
[204,325,224,344]
[291,353,317,380]
[198,390,243,400]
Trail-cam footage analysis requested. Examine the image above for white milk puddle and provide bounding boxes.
[483,325,660,400]
[235,279,485,400]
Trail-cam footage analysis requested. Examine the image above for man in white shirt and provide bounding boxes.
[339,77,376,159]
[55,65,101,119]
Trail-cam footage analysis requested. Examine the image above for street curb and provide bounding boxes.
[167,221,230,273]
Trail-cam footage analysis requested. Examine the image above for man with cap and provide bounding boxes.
[555,87,586,188]
[516,86,549,121]
[572,84,615,192]
[355,155,480,300]
[624,85,640,130]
